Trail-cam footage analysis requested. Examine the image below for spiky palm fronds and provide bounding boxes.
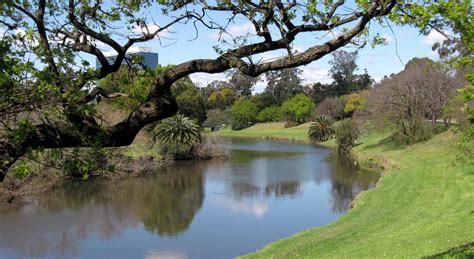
[153,114,202,146]
[308,115,336,142]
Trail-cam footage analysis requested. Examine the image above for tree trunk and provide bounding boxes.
[0,87,178,182]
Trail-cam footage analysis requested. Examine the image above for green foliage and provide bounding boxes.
[390,122,446,146]
[174,82,207,124]
[231,97,260,130]
[264,68,304,105]
[335,119,360,155]
[281,94,315,124]
[99,66,154,109]
[453,84,474,157]
[157,142,195,160]
[10,161,33,180]
[153,114,202,159]
[342,92,368,113]
[256,106,283,122]
[62,148,113,179]
[308,115,336,142]
[208,87,236,110]
[153,114,202,146]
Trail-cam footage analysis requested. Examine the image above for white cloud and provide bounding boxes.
[253,80,267,93]
[190,72,228,88]
[300,63,332,85]
[209,23,256,41]
[132,23,170,38]
[421,30,446,46]
[210,196,269,218]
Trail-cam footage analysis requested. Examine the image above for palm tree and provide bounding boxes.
[308,115,336,142]
[153,114,202,146]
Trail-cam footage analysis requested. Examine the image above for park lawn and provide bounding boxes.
[215,123,474,257]
[215,122,312,142]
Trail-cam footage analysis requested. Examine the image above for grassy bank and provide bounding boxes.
[213,122,312,143]
[214,122,474,257]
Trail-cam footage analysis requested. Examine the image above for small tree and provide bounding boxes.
[256,106,283,122]
[308,115,336,142]
[231,98,260,130]
[153,115,202,159]
[335,119,360,155]
[343,91,369,114]
[281,94,315,124]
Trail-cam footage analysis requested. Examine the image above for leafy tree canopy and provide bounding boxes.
[0,0,471,180]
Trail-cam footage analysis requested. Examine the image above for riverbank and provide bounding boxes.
[213,122,474,257]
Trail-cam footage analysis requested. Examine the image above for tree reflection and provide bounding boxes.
[327,153,380,213]
[141,162,205,236]
[0,162,205,257]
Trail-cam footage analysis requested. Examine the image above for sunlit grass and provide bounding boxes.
[213,122,312,142]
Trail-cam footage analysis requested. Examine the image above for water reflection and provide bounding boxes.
[0,139,380,258]
[0,164,205,257]
[327,154,380,213]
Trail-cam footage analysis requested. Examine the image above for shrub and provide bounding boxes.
[153,114,201,145]
[153,114,202,159]
[281,93,315,123]
[335,119,360,155]
[308,115,336,142]
[10,161,33,180]
[256,106,283,122]
[231,98,260,130]
[389,122,446,146]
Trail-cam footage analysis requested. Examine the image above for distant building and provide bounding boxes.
[96,47,158,69]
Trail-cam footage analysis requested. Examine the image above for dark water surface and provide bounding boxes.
[0,139,379,259]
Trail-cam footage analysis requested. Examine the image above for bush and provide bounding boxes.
[389,122,446,146]
[153,114,201,145]
[10,161,33,180]
[157,142,195,160]
[153,114,202,159]
[256,106,283,122]
[335,119,360,155]
[281,93,315,123]
[308,115,336,142]
[231,98,260,130]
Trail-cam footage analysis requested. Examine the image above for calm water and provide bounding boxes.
[0,139,379,259]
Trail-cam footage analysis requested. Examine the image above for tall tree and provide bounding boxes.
[264,68,303,105]
[228,70,259,96]
[328,50,373,95]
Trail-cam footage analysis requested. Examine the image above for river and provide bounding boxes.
[0,139,379,258]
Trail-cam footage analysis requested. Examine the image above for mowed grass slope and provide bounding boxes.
[215,122,474,257]
[215,122,311,142]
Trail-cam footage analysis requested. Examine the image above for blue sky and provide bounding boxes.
[112,19,445,93]
[2,3,448,93]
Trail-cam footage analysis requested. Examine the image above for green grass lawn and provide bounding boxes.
[213,122,474,257]
[213,122,312,142]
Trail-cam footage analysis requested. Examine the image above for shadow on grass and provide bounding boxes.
[423,242,474,259]
[359,135,405,152]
